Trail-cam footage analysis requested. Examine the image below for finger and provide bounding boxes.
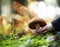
[42,30,48,33]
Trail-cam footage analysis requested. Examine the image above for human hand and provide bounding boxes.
[37,23,54,34]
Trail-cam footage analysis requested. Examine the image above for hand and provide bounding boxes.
[37,23,54,34]
[37,26,48,34]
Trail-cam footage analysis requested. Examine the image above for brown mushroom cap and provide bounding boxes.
[29,17,47,29]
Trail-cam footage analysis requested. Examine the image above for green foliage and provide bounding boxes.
[18,34,53,47]
[0,33,60,47]
[0,34,6,41]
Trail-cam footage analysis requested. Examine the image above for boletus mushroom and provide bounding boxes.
[29,17,47,29]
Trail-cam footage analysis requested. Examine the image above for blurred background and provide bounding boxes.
[0,0,60,22]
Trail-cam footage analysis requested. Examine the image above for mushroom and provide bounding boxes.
[29,17,47,29]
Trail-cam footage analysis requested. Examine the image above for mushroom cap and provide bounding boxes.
[29,17,47,29]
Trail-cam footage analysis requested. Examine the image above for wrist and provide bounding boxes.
[47,23,54,31]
